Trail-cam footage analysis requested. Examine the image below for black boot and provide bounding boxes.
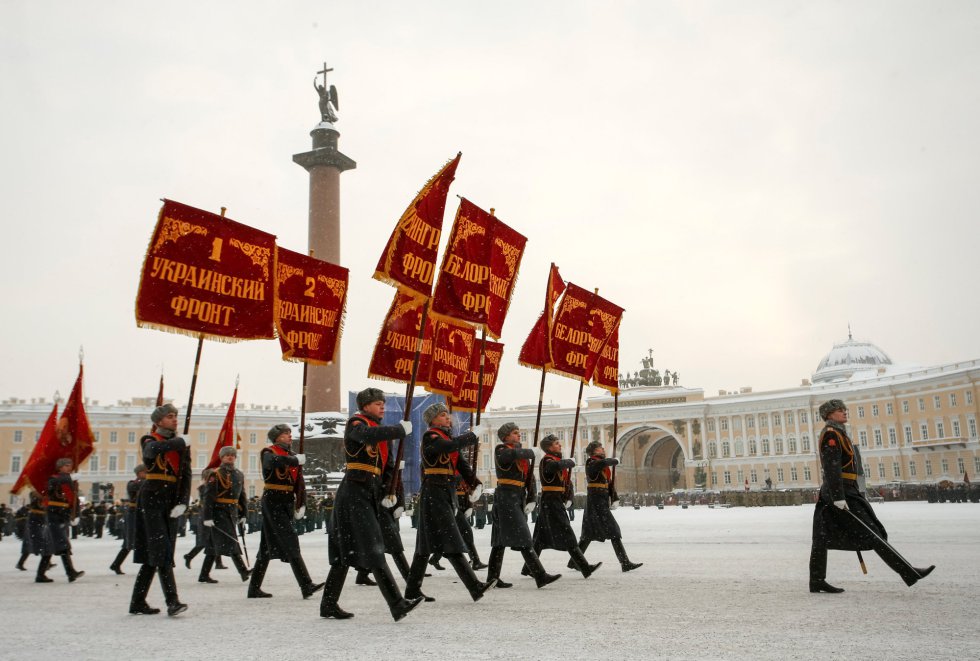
[569,547,601,578]
[290,557,325,598]
[355,569,377,586]
[392,552,412,581]
[62,554,84,582]
[35,554,53,583]
[809,579,845,593]
[374,564,423,622]
[520,544,542,576]
[467,538,488,570]
[612,538,642,572]
[903,565,936,587]
[16,553,29,571]
[446,553,495,602]
[429,554,445,571]
[215,555,227,570]
[110,548,129,575]
[184,545,202,569]
[231,554,251,582]
[568,540,590,569]
[158,566,187,616]
[198,554,218,583]
[319,565,353,619]
[404,554,434,602]
[129,565,161,614]
[521,549,561,588]
[487,547,510,588]
[247,554,272,598]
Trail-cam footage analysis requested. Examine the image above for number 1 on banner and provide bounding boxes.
[209,238,223,262]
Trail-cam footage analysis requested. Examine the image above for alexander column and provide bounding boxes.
[293,63,355,412]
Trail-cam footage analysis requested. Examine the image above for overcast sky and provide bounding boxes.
[1,1,978,415]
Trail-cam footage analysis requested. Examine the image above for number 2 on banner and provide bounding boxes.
[304,277,315,297]
[209,238,223,262]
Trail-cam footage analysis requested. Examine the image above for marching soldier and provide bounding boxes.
[201,446,251,583]
[524,434,601,578]
[428,464,487,571]
[13,502,30,571]
[20,492,49,574]
[574,441,642,572]
[94,500,107,538]
[321,388,422,620]
[110,464,147,575]
[247,424,323,600]
[486,422,560,589]
[810,399,934,593]
[129,403,191,616]
[36,458,84,583]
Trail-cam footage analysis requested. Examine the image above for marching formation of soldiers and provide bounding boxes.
[7,395,936,619]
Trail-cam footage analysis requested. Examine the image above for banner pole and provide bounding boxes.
[389,298,430,498]
[532,367,547,447]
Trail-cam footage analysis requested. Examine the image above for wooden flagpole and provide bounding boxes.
[388,298,430,498]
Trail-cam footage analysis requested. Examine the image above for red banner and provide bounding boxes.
[275,247,349,365]
[548,283,596,381]
[207,387,237,470]
[518,263,566,369]
[584,293,624,381]
[592,325,621,394]
[368,291,435,385]
[59,365,96,468]
[431,199,494,327]
[451,339,505,413]
[136,199,276,341]
[11,404,58,495]
[426,319,476,397]
[487,218,527,339]
[374,153,461,299]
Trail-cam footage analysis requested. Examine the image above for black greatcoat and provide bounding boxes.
[27,493,49,556]
[328,413,406,568]
[490,443,536,550]
[379,455,406,554]
[812,422,885,551]
[45,473,76,555]
[532,452,578,551]
[122,478,143,550]
[203,465,247,556]
[193,485,211,549]
[258,444,305,562]
[414,427,477,556]
[133,432,192,567]
[580,455,621,542]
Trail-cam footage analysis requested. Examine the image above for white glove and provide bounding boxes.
[564,500,572,509]
[470,424,486,438]
[71,518,80,526]
[404,508,414,517]
[468,483,484,503]
[239,517,247,526]
[610,500,620,510]
[608,457,620,466]
[295,454,307,466]
[833,499,849,510]
[464,508,474,519]
[400,420,413,435]
[533,447,544,461]
[169,504,187,518]
[294,506,306,520]
[203,519,214,527]
[393,507,404,519]
[381,495,397,509]
[523,502,536,514]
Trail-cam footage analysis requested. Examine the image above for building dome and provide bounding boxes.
[812,334,893,383]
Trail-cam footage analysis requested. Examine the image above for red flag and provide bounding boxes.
[548,283,596,381]
[592,324,621,394]
[374,154,461,299]
[425,319,476,397]
[59,365,96,468]
[135,199,277,341]
[274,247,349,365]
[368,291,435,386]
[207,387,238,469]
[486,217,527,340]
[10,403,58,495]
[584,293,624,381]
[518,263,565,369]
[451,340,505,413]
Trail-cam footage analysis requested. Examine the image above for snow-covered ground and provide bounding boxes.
[1,502,977,661]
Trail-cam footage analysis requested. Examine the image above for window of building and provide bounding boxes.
[904,426,913,444]
[249,486,256,498]
[975,457,980,474]
[888,428,897,446]
[198,432,207,443]
[721,441,730,458]
[706,419,715,432]
[709,442,717,459]
[110,431,118,444]
[90,455,100,472]
[250,432,257,444]
[790,466,798,481]
[952,419,961,437]
[902,400,909,414]
[109,455,118,472]
[941,459,949,474]
[862,462,870,477]
[800,411,808,424]
[802,435,811,452]
[886,403,893,415]
[734,440,744,456]
[772,413,781,426]
[969,417,977,439]
[858,431,868,447]
[35,430,41,442]
[759,414,768,428]
[892,462,900,479]
[748,439,757,455]
[957,458,965,474]
[723,471,731,485]
[761,438,770,455]
[918,398,925,412]
[909,461,917,477]
[197,452,206,468]
[483,454,491,470]
[747,417,755,429]
[949,393,957,407]
[933,395,941,409]
[774,438,784,454]
[732,418,742,431]
[877,463,885,478]
[128,431,136,444]
[126,454,136,471]
[11,455,22,472]
[920,423,929,440]
[13,430,23,443]
[857,406,865,419]
[94,431,100,442]
[710,472,717,486]
[786,412,794,425]
[249,455,258,472]
[966,390,973,405]
[737,469,743,484]
[871,405,879,417]
[937,422,945,439]
[720,418,729,431]
[788,438,797,454]
[803,465,812,481]
[750,470,758,483]
[776,468,784,482]
[925,460,932,476]
[872,429,881,447]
